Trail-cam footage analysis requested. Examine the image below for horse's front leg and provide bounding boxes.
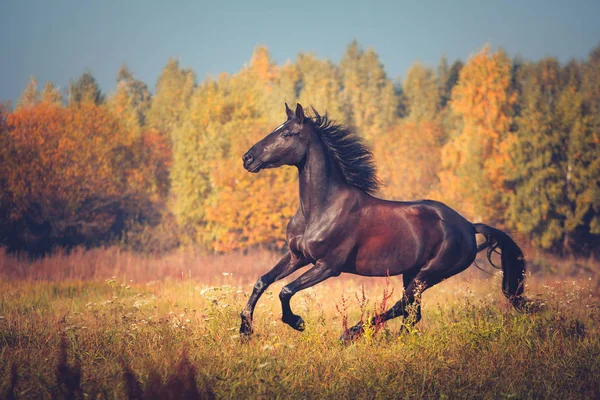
[240,252,309,336]
[279,261,340,331]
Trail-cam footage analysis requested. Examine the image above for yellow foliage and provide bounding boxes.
[373,121,443,201]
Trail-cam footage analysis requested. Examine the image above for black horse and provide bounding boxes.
[240,103,528,340]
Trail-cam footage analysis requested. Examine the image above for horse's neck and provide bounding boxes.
[297,131,344,219]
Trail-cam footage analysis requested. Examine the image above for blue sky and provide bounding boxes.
[1,0,599,104]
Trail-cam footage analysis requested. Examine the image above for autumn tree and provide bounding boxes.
[296,53,344,119]
[169,79,227,245]
[170,47,299,250]
[0,101,168,254]
[0,104,11,241]
[437,46,516,222]
[374,121,443,201]
[40,81,63,105]
[4,41,598,256]
[16,76,40,110]
[203,120,298,252]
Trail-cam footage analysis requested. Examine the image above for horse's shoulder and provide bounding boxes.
[286,209,305,237]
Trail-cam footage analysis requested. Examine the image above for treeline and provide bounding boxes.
[1,41,599,256]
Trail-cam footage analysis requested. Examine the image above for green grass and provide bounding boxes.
[1,250,599,399]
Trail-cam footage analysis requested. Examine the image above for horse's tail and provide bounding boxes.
[473,223,528,311]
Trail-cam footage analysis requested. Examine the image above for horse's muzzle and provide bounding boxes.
[242,151,261,172]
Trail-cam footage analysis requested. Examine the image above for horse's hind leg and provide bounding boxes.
[341,268,427,341]
[342,238,475,341]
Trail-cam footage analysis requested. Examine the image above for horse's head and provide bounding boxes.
[243,103,310,173]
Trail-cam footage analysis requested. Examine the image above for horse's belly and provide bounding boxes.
[352,238,418,276]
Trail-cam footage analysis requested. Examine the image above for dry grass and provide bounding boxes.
[1,247,599,399]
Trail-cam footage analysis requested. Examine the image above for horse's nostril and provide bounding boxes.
[243,153,254,163]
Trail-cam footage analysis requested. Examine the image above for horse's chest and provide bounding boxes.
[289,235,315,261]
[290,225,337,261]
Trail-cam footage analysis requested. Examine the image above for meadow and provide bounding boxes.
[1,247,599,399]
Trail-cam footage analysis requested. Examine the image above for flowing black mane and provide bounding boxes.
[308,108,380,194]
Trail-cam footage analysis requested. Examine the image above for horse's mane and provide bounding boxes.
[308,108,380,195]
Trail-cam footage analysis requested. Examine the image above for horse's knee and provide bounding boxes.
[279,286,293,301]
[253,278,267,292]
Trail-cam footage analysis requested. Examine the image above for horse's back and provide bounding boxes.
[349,196,476,276]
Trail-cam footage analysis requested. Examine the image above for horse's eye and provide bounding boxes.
[282,132,293,138]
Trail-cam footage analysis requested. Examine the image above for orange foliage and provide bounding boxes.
[438,46,516,222]
[204,123,297,252]
[4,103,124,220]
[1,101,171,251]
[126,129,172,201]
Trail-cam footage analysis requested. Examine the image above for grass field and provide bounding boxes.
[1,247,599,399]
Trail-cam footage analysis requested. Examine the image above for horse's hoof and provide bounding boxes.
[284,315,305,331]
[339,324,364,343]
[240,320,254,337]
[294,317,305,331]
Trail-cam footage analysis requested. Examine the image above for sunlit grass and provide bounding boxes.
[1,248,599,398]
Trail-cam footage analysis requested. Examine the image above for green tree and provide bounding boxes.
[507,56,600,254]
[340,41,398,140]
[146,59,195,138]
[403,62,440,122]
[108,64,152,134]
[68,71,104,106]
[506,58,566,250]
[169,81,224,244]
[559,61,599,253]
[439,59,463,109]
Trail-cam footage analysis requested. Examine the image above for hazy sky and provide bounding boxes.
[1,0,599,104]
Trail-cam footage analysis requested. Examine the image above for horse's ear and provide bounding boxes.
[285,103,295,120]
[295,103,305,124]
